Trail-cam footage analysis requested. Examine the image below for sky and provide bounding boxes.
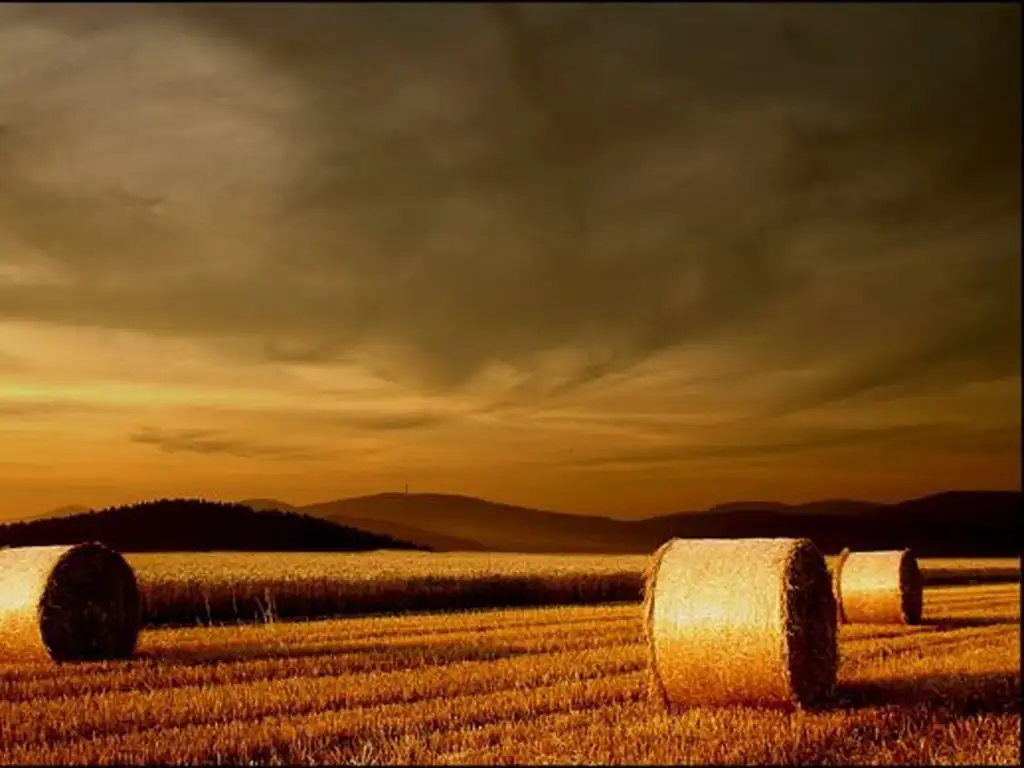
[0,3,1019,520]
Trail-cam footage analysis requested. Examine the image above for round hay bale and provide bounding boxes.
[831,547,852,623]
[644,537,837,710]
[832,549,923,625]
[0,543,141,663]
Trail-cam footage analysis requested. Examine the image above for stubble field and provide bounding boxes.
[0,556,1019,765]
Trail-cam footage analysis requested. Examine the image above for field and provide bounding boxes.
[126,551,650,625]
[124,552,1020,626]
[912,558,1021,586]
[0,554,1019,765]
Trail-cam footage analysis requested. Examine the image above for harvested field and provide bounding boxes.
[915,558,1020,586]
[126,551,649,625]
[0,572,1018,764]
[125,551,1019,627]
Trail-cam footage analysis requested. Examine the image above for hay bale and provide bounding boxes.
[0,543,141,663]
[831,547,852,623]
[644,537,837,710]
[832,549,922,625]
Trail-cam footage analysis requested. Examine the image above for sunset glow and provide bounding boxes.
[0,3,1019,520]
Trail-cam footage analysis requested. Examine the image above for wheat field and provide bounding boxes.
[126,551,650,625]
[123,551,1020,627]
[0,558,1018,765]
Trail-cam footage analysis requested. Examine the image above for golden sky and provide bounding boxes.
[0,4,1020,520]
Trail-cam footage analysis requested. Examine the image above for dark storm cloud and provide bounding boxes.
[129,427,326,461]
[0,3,1019,398]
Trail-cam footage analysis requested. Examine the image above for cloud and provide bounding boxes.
[567,423,965,471]
[750,315,1022,420]
[0,459,52,470]
[151,398,459,434]
[0,349,29,373]
[261,407,455,433]
[0,3,1018,400]
[129,427,326,461]
[0,399,101,418]
[332,412,450,432]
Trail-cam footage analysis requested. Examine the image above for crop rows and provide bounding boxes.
[126,551,650,625]
[126,552,1019,627]
[0,581,1018,765]
[912,558,1020,586]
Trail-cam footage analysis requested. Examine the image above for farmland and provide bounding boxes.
[126,551,650,625]
[0,555,1018,765]
[123,551,1019,626]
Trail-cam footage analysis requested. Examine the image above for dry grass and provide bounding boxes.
[0,565,1017,765]
[915,558,1020,586]
[0,543,140,663]
[126,551,648,625]
[645,538,836,710]
[126,551,1018,628]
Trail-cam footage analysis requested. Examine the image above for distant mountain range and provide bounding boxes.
[10,490,1019,557]
[242,497,485,552]
[637,491,1022,557]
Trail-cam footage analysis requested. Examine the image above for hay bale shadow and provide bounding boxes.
[834,671,1021,715]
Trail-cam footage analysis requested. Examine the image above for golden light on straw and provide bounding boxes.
[644,537,837,710]
[831,549,924,625]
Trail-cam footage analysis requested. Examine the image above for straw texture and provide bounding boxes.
[644,537,837,710]
[833,549,923,625]
[0,543,141,663]
[832,547,852,623]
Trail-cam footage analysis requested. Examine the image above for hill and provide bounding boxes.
[239,497,485,550]
[301,493,649,554]
[29,490,1020,557]
[299,491,1020,557]
[326,514,488,552]
[238,498,300,513]
[636,491,1022,557]
[0,499,423,553]
[16,504,93,522]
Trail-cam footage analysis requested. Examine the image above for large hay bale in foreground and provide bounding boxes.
[832,549,922,625]
[0,543,141,663]
[645,538,837,710]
